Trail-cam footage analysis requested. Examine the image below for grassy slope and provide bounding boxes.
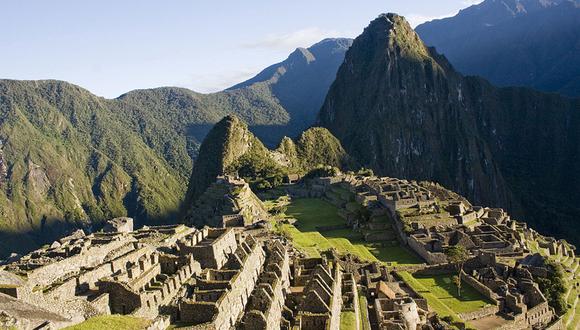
[358,289,371,330]
[184,116,350,222]
[0,77,349,256]
[278,198,421,265]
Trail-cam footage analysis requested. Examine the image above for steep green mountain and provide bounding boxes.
[183,115,350,217]
[0,38,351,256]
[415,0,580,97]
[0,80,185,256]
[318,14,580,244]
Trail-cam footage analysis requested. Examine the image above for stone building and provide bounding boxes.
[0,219,283,329]
[283,256,343,330]
[241,240,291,330]
[460,252,559,329]
[374,296,428,330]
[102,217,134,233]
[178,234,266,329]
[177,228,237,269]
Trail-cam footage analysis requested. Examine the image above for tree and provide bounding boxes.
[357,167,374,177]
[535,260,568,315]
[445,245,469,296]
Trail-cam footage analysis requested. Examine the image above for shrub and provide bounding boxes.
[535,260,568,315]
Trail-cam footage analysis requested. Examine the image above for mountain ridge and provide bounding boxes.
[416,0,580,96]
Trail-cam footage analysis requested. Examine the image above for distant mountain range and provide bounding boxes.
[0,38,351,257]
[416,0,580,97]
[319,13,580,245]
[228,38,353,146]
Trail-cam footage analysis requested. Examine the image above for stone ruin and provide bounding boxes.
[0,218,299,329]
[0,172,575,330]
[460,252,558,329]
[357,263,431,330]
[287,173,573,329]
[1,214,368,330]
[282,255,343,330]
[186,175,269,229]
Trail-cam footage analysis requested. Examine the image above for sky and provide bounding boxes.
[1,1,483,98]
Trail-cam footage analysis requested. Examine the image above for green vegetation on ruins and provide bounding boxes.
[535,260,567,316]
[399,272,493,314]
[527,238,579,328]
[358,293,371,330]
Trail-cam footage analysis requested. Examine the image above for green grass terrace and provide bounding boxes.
[273,198,422,266]
[398,271,496,327]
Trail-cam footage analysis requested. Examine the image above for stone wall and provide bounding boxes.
[458,305,499,321]
[241,241,290,330]
[525,302,553,328]
[146,315,171,330]
[25,238,129,287]
[179,235,266,329]
[407,236,447,264]
[90,293,110,315]
[460,271,500,304]
[187,229,237,269]
[341,272,360,330]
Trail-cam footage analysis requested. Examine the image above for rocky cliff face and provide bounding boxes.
[319,14,580,243]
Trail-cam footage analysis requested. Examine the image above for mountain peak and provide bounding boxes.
[363,14,433,61]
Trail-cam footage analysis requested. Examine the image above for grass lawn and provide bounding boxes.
[280,198,422,265]
[63,315,150,330]
[340,311,357,330]
[287,198,345,231]
[398,271,494,318]
[398,272,465,325]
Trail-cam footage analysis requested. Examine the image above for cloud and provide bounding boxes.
[241,27,351,51]
[406,13,454,27]
[462,0,484,5]
[183,67,261,93]
[406,0,485,27]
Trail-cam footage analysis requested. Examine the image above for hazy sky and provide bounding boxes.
[1,1,482,98]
